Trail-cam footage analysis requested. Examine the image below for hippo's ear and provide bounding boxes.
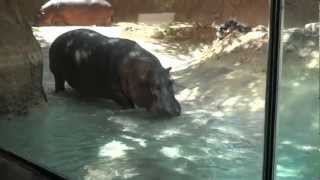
[140,74,147,80]
[165,67,172,74]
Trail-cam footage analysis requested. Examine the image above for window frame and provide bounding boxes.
[0,148,67,180]
[263,0,282,179]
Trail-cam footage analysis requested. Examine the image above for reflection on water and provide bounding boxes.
[276,29,320,180]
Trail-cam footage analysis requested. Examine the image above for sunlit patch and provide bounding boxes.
[278,156,290,161]
[248,98,265,112]
[234,62,241,66]
[292,82,300,87]
[174,167,186,174]
[306,57,319,69]
[204,137,218,144]
[84,167,139,180]
[200,147,210,154]
[298,48,314,57]
[295,145,319,151]
[184,109,210,115]
[156,128,183,139]
[176,87,200,101]
[216,150,245,161]
[248,82,256,88]
[160,147,181,159]
[99,140,134,159]
[215,126,245,139]
[160,146,193,160]
[211,111,224,117]
[217,154,225,159]
[216,31,267,53]
[192,118,209,126]
[225,73,235,80]
[222,96,241,107]
[108,117,138,133]
[121,135,147,147]
[281,141,293,145]
[276,165,301,178]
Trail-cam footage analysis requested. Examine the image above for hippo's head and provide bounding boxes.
[36,10,50,26]
[147,67,181,116]
[123,62,181,117]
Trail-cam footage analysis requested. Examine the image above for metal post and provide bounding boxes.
[262,0,282,179]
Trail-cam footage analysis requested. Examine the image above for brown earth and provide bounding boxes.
[283,0,318,28]
[110,0,318,27]
[110,0,269,26]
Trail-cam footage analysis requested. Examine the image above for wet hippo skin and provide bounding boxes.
[49,29,181,116]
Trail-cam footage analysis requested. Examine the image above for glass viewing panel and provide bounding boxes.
[275,0,320,179]
[0,1,270,179]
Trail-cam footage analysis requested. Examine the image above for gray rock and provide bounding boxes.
[0,0,46,115]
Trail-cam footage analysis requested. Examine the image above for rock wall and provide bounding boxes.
[0,0,45,115]
[38,0,318,27]
[173,0,269,25]
[283,0,318,28]
[109,0,269,26]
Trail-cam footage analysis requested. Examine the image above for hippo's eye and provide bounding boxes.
[155,84,161,90]
[139,81,149,87]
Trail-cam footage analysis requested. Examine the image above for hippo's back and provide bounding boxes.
[49,29,138,95]
[41,0,112,9]
[49,29,106,71]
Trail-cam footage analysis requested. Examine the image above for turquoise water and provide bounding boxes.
[0,93,264,180]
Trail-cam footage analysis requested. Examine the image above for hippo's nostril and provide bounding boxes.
[174,107,181,116]
[177,107,181,114]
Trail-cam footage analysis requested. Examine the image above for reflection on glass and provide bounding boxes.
[276,0,320,179]
[0,1,270,179]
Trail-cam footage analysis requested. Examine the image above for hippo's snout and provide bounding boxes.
[167,102,181,116]
[150,99,181,117]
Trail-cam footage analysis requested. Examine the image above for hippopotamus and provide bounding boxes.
[37,0,113,26]
[49,29,181,116]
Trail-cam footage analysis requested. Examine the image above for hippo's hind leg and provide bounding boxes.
[53,73,65,92]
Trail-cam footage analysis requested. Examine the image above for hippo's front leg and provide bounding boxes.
[53,73,65,92]
[112,93,134,109]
